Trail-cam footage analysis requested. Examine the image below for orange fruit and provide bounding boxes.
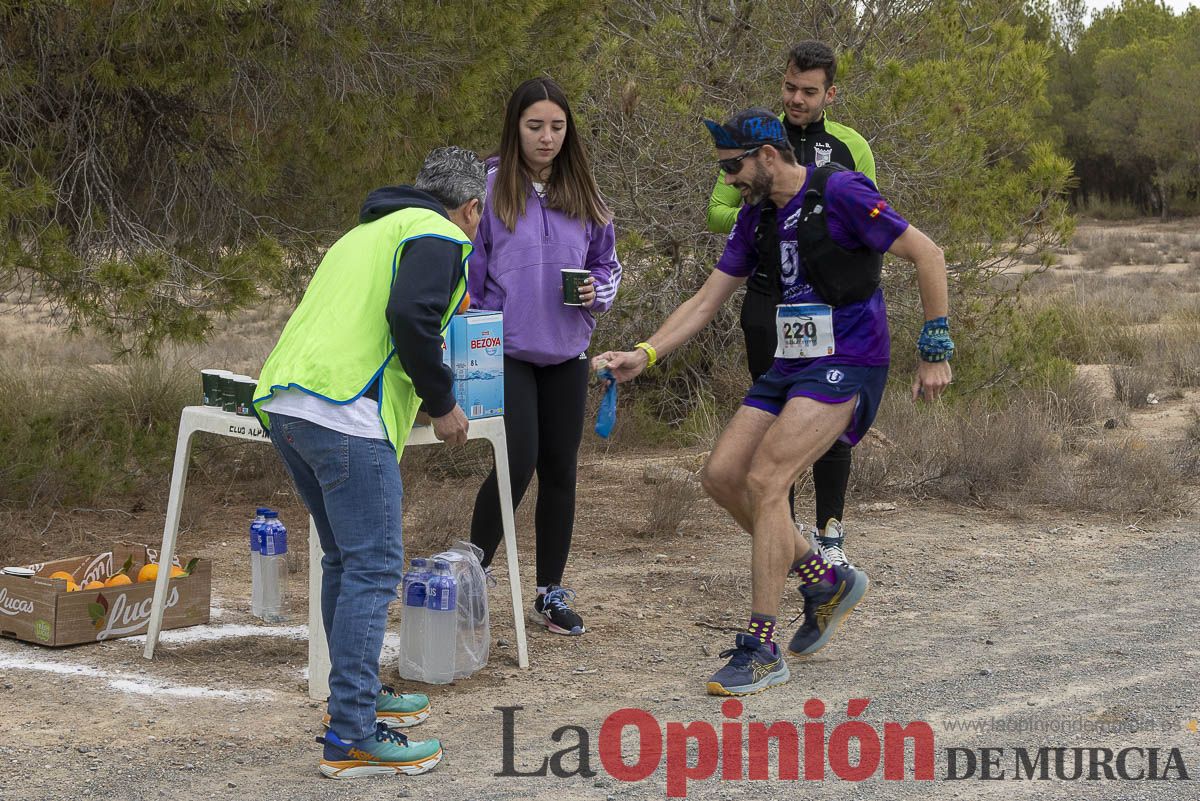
[137,563,187,582]
[65,581,80,592]
[48,570,75,582]
[83,580,105,590]
[457,292,470,314]
[103,574,133,587]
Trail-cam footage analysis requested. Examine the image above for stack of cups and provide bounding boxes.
[232,375,257,416]
[201,369,233,407]
[219,373,239,413]
[200,370,257,415]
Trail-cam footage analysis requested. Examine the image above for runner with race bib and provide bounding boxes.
[595,108,954,696]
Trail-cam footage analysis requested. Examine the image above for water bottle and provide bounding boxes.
[260,511,288,623]
[401,557,429,599]
[424,559,457,683]
[399,559,430,680]
[250,508,269,618]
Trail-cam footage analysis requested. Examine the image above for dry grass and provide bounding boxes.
[1153,323,1200,388]
[639,475,704,537]
[1110,366,1158,409]
[400,473,483,557]
[1072,226,1200,270]
[854,371,1189,520]
[1059,438,1184,516]
[1171,408,1200,480]
[1079,235,1163,269]
[3,220,1198,532]
[1157,232,1200,264]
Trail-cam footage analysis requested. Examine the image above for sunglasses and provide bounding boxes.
[718,145,763,175]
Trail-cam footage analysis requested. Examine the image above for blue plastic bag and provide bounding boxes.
[595,369,617,438]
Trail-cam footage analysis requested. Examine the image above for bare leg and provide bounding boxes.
[744,396,855,617]
[699,405,775,533]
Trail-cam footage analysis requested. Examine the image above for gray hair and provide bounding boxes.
[415,146,487,210]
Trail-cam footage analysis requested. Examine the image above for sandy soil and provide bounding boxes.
[2,471,1197,801]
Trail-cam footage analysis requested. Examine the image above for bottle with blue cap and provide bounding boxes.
[424,559,458,683]
[260,510,288,623]
[250,507,270,618]
[399,558,431,680]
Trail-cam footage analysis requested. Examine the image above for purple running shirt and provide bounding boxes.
[715,168,910,370]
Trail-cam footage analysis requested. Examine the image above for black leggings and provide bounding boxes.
[743,318,853,529]
[470,354,589,586]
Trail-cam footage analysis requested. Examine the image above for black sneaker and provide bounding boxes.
[787,563,869,656]
[533,585,585,635]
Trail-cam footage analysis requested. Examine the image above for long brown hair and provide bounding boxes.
[492,77,610,232]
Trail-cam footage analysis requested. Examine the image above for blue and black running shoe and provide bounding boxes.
[788,563,869,656]
[706,633,791,696]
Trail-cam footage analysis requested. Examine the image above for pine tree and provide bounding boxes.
[0,0,600,353]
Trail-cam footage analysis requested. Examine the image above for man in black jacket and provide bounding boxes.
[254,147,483,778]
[707,40,875,567]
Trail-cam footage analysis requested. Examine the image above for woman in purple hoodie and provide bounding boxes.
[468,77,622,636]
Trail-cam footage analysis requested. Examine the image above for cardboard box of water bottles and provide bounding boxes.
[442,310,504,420]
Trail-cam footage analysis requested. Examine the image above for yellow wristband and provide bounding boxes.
[634,342,657,368]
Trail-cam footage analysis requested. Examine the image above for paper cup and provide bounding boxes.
[234,376,258,416]
[561,269,590,306]
[220,374,241,413]
[201,369,232,406]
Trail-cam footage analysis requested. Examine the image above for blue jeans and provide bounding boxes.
[268,413,404,742]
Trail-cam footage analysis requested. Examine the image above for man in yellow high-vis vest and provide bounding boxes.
[253,147,484,780]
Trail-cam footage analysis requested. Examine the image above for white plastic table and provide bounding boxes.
[141,405,528,699]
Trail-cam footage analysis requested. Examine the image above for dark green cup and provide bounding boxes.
[201,369,232,406]
[561,269,590,306]
[220,373,239,413]
[234,376,257,416]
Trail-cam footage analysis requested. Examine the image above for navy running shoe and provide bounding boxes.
[788,563,869,656]
[706,633,791,696]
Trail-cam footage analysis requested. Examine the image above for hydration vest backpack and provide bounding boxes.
[795,163,883,307]
[742,163,883,310]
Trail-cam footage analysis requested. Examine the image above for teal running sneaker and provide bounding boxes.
[322,686,431,729]
[317,722,442,779]
[706,633,790,696]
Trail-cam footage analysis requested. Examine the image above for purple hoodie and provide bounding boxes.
[467,159,622,366]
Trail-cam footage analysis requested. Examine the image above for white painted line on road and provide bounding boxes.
[123,623,308,644]
[0,653,273,702]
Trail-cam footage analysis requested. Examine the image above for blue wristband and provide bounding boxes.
[917,317,954,362]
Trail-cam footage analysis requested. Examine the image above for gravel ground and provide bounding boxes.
[1,478,1197,801]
